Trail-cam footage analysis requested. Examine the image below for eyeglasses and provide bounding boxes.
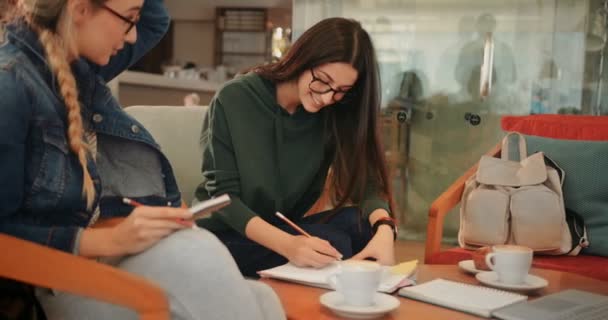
[101,4,139,35]
[309,68,353,103]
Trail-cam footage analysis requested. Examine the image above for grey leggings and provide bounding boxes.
[37,229,285,320]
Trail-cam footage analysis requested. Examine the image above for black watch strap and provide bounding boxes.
[372,219,397,240]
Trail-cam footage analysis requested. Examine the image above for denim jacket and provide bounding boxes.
[0,0,181,253]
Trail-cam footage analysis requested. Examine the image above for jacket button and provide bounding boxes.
[92,114,103,123]
[131,125,140,134]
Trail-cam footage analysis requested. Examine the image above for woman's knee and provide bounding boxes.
[245,280,285,320]
[120,228,239,278]
[169,228,238,265]
[164,228,225,249]
[173,228,234,257]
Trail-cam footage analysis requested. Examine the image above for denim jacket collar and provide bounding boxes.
[7,22,94,75]
[8,23,160,149]
[6,22,47,68]
[6,22,99,123]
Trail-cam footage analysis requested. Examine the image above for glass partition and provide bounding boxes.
[293,0,607,242]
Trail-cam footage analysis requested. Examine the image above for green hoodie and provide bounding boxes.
[195,73,389,235]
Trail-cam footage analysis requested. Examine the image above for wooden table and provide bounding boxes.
[261,265,608,320]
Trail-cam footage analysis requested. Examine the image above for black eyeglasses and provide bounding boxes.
[309,68,353,103]
[101,4,139,35]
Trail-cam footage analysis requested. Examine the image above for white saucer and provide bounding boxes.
[476,271,548,292]
[458,260,486,274]
[320,291,400,319]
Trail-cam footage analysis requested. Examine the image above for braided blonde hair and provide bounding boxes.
[22,0,97,209]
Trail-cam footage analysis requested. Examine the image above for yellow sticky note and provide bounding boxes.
[390,259,418,277]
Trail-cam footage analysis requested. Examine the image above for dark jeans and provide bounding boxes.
[213,207,372,278]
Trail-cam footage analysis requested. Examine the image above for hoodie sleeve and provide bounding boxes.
[360,177,392,220]
[198,96,258,235]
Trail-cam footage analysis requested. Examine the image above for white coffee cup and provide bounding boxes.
[485,245,533,284]
[328,260,382,307]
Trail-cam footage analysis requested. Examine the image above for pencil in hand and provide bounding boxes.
[275,211,342,261]
[275,211,312,237]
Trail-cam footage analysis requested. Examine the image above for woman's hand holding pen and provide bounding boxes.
[80,205,194,257]
[285,235,341,268]
[107,206,194,255]
[245,216,341,269]
[273,211,342,268]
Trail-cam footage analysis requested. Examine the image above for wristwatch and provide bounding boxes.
[372,217,398,240]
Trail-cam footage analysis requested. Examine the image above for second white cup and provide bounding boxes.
[485,244,533,284]
[328,260,382,307]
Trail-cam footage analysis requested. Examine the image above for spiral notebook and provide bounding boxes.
[398,279,527,318]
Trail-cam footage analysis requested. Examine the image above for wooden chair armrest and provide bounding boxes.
[0,234,169,320]
[424,143,501,263]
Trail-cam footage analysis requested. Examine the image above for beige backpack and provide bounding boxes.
[458,132,585,255]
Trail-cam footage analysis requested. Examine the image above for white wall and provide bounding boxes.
[165,1,216,68]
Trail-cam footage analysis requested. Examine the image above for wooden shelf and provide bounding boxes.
[215,7,270,68]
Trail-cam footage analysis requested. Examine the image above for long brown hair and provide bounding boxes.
[254,18,395,217]
[17,0,107,209]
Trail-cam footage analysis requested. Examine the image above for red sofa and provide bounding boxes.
[424,115,608,281]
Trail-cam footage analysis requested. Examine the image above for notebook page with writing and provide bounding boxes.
[258,262,414,293]
[398,279,527,318]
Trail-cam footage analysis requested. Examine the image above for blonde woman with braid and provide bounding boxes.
[0,0,284,319]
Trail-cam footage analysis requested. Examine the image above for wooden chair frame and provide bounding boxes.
[0,218,169,320]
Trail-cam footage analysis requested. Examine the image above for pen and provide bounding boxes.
[122,198,190,225]
[275,211,342,260]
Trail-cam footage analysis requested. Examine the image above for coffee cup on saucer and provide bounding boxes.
[485,245,533,285]
[328,260,382,307]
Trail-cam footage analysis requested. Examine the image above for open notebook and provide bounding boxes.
[398,279,527,318]
[258,260,417,293]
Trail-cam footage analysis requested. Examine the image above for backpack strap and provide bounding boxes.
[565,208,590,256]
[501,132,527,161]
